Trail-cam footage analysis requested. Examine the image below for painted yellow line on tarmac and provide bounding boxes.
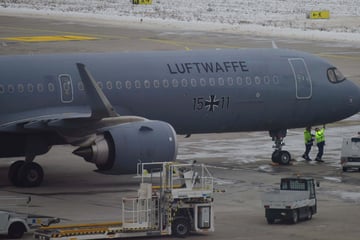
[2,35,98,42]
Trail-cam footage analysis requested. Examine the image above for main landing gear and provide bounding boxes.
[8,156,44,187]
[269,129,291,165]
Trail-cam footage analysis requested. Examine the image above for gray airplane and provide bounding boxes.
[0,48,359,187]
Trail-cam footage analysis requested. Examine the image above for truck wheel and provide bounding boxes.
[172,217,190,238]
[307,209,313,220]
[342,166,348,172]
[8,222,26,239]
[266,218,275,224]
[291,210,299,224]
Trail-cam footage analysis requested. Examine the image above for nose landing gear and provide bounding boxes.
[269,129,291,165]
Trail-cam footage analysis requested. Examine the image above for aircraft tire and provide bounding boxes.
[8,160,25,187]
[279,151,291,165]
[17,162,44,187]
[271,150,280,163]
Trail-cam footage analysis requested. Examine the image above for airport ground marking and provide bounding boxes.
[1,35,99,42]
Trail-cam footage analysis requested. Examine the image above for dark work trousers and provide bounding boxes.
[304,143,312,157]
[316,141,325,159]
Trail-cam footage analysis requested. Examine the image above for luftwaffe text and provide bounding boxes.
[167,61,249,74]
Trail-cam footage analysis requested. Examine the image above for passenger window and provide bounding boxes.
[27,84,34,93]
[115,81,122,89]
[227,77,234,86]
[8,84,14,93]
[37,83,44,93]
[163,79,169,88]
[135,80,141,89]
[18,84,24,93]
[106,81,113,90]
[154,80,160,88]
[191,78,197,87]
[172,79,179,88]
[144,80,150,88]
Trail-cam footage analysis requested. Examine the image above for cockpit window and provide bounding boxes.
[327,68,346,83]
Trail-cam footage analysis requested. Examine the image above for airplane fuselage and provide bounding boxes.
[1,48,359,135]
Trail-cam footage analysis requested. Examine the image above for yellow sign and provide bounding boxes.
[132,0,152,4]
[308,10,330,19]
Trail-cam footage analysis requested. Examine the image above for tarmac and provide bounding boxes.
[0,12,360,240]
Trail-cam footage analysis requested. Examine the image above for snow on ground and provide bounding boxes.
[1,0,360,43]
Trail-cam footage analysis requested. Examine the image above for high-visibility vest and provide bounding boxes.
[315,128,325,143]
[304,130,313,144]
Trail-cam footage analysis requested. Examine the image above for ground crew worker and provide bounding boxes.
[315,125,326,162]
[302,126,314,161]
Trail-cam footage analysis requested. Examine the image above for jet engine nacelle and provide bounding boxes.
[73,120,178,174]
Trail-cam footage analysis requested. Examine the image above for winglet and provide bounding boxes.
[76,63,119,119]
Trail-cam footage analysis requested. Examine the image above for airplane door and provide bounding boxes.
[58,74,74,103]
[288,58,312,99]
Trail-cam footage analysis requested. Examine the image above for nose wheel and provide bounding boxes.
[269,129,291,165]
[272,150,291,165]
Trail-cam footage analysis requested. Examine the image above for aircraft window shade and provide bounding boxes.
[18,84,24,93]
[236,76,243,85]
[227,77,234,86]
[8,85,14,93]
[144,80,150,88]
[255,76,261,85]
[154,80,160,88]
[125,80,132,89]
[37,83,44,93]
[135,80,141,89]
[106,81,113,90]
[77,82,84,91]
[245,76,252,85]
[172,79,179,87]
[218,77,225,86]
[181,79,188,87]
[115,81,122,89]
[97,82,103,89]
[191,78,197,87]
[200,78,206,87]
[0,85,4,94]
[209,78,215,86]
[163,79,169,88]
[264,76,270,85]
[27,84,34,93]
